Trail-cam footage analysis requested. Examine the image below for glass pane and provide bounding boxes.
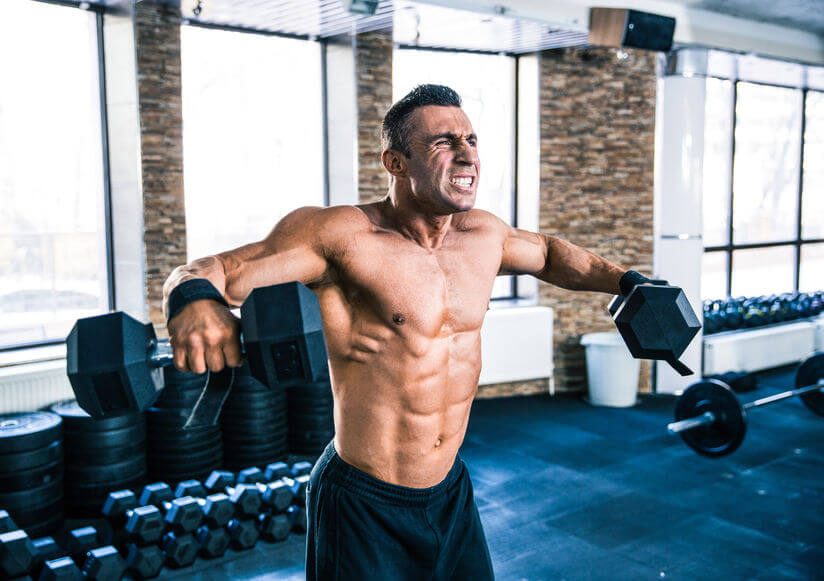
[731,246,795,297]
[0,1,107,348]
[732,83,802,244]
[802,91,824,240]
[701,251,728,300]
[393,48,515,298]
[800,243,824,292]
[181,27,324,260]
[702,78,733,247]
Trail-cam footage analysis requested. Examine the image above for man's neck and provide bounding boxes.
[382,190,454,250]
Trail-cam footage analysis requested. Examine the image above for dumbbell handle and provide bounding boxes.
[742,379,824,410]
[668,379,824,435]
[148,337,246,367]
[667,411,716,435]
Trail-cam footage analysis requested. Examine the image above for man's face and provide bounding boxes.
[402,105,480,214]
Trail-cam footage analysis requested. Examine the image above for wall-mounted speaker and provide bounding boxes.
[588,8,676,52]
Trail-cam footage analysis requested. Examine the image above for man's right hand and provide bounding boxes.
[167,299,243,374]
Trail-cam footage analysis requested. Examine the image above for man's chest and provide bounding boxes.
[333,231,503,335]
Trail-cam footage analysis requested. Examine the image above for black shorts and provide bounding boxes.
[305,441,494,581]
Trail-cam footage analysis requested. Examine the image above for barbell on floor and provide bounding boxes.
[667,353,824,457]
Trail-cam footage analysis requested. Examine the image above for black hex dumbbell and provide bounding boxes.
[29,537,66,579]
[66,527,100,565]
[264,462,290,481]
[257,512,290,543]
[81,545,126,581]
[287,505,307,534]
[195,525,230,559]
[284,474,310,507]
[102,490,166,546]
[204,470,234,495]
[291,461,313,477]
[226,518,259,551]
[172,481,235,528]
[38,556,83,580]
[160,532,198,569]
[140,483,204,534]
[236,467,266,485]
[0,510,17,534]
[261,479,295,512]
[223,485,263,520]
[0,528,37,578]
[124,543,164,580]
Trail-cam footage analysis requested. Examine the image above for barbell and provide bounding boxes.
[667,353,824,457]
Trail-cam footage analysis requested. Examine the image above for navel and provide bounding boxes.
[392,313,406,325]
[434,438,442,448]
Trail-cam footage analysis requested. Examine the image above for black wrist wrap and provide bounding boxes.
[619,270,651,296]
[167,279,229,324]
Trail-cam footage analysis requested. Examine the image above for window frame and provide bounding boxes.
[703,79,824,297]
[0,0,114,354]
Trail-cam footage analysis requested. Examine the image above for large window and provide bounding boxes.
[181,26,325,261]
[701,76,824,299]
[393,48,517,298]
[0,0,109,350]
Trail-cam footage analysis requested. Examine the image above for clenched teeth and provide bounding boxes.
[450,177,473,187]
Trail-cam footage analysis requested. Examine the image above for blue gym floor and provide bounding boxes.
[164,365,824,580]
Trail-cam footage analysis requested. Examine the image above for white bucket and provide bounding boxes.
[580,332,640,407]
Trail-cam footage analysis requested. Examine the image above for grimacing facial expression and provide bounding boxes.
[403,105,480,214]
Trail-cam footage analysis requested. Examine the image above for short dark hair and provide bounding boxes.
[381,84,462,158]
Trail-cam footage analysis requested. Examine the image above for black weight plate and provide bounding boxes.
[63,423,146,450]
[221,415,287,431]
[0,440,62,473]
[0,457,62,490]
[290,412,334,423]
[65,472,146,499]
[148,441,223,465]
[65,440,145,465]
[674,380,746,457]
[220,403,287,418]
[797,353,824,416]
[23,513,63,538]
[222,422,287,437]
[224,449,287,466]
[153,388,205,410]
[222,433,288,448]
[226,390,284,403]
[149,457,222,479]
[147,429,221,448]
[224,437,288,454]
[0,476,63,509]
[0,412,62,453]
[50,400,141,431]
[6,499,63,529]
[65,455,146,485]
[287,390,333,401]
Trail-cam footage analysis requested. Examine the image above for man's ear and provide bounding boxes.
[382,149,407,178]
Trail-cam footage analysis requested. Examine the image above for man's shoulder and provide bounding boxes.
[454,208,509,234]
[292,205,374,233]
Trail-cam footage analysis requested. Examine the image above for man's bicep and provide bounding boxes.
[499,227,548,276]
[217,207,331,304]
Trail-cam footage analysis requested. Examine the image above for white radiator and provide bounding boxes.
[479,306,554,388]
[703,321,819,376]
[0,360,73,415]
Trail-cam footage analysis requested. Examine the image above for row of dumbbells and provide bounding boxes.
[0,461,312,580]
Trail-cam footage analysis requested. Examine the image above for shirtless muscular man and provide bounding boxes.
[163,84,648,580]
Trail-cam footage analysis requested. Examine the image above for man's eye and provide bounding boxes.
[436,140,449,146]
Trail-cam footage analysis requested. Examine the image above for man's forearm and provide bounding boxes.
[539,235,624,294]
[162,256,229,319]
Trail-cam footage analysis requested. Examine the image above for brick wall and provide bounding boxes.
[134,1,186,334]
[539,47,657,393]
[355,31,393,204]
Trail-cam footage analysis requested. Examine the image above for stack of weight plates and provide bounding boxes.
[220,363,288,470]
[287,378,334,457]
[51,400,146,517]
[146,367,222,483]
[0,412,64,536]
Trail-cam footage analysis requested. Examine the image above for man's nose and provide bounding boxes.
[454,140,477,163]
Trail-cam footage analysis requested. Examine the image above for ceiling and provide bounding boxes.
[692,0,824,37]
[117,0,824,54]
